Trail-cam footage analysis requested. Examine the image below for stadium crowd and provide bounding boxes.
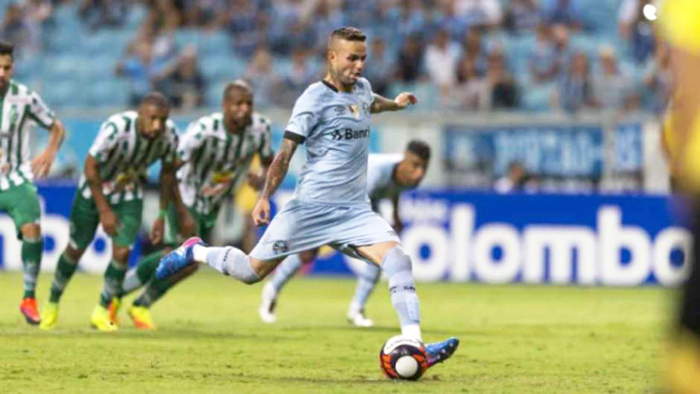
[0,0,670,114]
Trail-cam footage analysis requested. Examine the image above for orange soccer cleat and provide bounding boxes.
[19,298,41,325]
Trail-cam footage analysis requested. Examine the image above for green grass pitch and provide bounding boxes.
[0,269,672,393]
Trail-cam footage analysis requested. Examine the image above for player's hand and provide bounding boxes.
[31,149,56,178]
[252,198,271,226]
[178,210,196,238]
[150,216,165,245]
[394,92,418,110]
[99,209,120,236]
[247,172,265,191]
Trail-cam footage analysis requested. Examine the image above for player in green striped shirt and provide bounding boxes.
[0,41,66,325]
[110,81,274,329]
[39,92,192,331]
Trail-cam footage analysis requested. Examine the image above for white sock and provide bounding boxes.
[202,246,261,284]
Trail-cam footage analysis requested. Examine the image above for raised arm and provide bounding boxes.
[251,137,298,226]
[370,92,417,114]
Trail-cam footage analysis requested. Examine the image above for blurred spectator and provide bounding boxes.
[590,46,636,111]
[364,37,395,96]
[643,42,673,114]
[243,47,277,108]
[454,0,503,29]
[394,0,430,42]
[425,29,461,101]
[461,27,488,76]
[156,47,205,111]
[485,50,519,109]
[220,0,267,57]
[0,3,41,59]
[528,24,559,84]
[182,0,227,28]
[116,40,163,106]
[553,51,595,112]
[277,48,318,106]
[618,0,655,63]
[551,23,573,72]
[494,161,529,193]
[268,0,315,55]
[25,0,53,25]
[503,0,539,34]
[395,33,424,83]
[541,0,582,30]
[145,0,180,31]
[307,0,344,51]
[437,0,469,41]
[453,56,488,111]
[79,0,127,30]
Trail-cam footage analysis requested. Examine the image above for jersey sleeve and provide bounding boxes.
[285,90,320,143]
[258,117,273,160]
[363,78,376,103]
[177,120,206,162]
[88,121,119,163]
[27,91,56,129]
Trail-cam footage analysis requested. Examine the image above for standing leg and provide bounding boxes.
[259,249,318,323]
[347,260,381,327]
[18,223,43,325]
[358,242,459,368]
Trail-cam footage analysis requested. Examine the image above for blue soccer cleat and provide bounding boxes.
[155,237,204,280]
[425,337,460,367]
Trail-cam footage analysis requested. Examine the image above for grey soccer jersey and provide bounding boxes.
[0,80,56,191]
[286,78,374,204]
[79,111,179,204]
[177,112,273,215]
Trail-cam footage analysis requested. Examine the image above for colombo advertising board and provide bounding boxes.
[0,184,690,287]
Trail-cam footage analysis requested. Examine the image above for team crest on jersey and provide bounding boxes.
[349,104,361,119]
[273,240,288,254]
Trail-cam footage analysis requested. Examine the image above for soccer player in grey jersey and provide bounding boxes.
[258,141,431,327]
[157,27,458,367]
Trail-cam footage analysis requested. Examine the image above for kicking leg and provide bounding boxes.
[156,237,283,284]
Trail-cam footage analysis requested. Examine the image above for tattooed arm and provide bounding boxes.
[251,138,299,226]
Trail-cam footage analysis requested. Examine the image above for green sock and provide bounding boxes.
[120,250,166,297]
[49,253,79,303]
[133,264,198,308]
[99,260,127,308]
[21,238,43,299]
[132,279,170,308]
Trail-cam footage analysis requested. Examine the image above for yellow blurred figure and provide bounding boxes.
[658,0,700,189]
[658,1,700,393]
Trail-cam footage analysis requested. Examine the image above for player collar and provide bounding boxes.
[321,80,339,93]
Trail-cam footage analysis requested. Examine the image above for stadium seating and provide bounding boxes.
[0,0,658,112]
